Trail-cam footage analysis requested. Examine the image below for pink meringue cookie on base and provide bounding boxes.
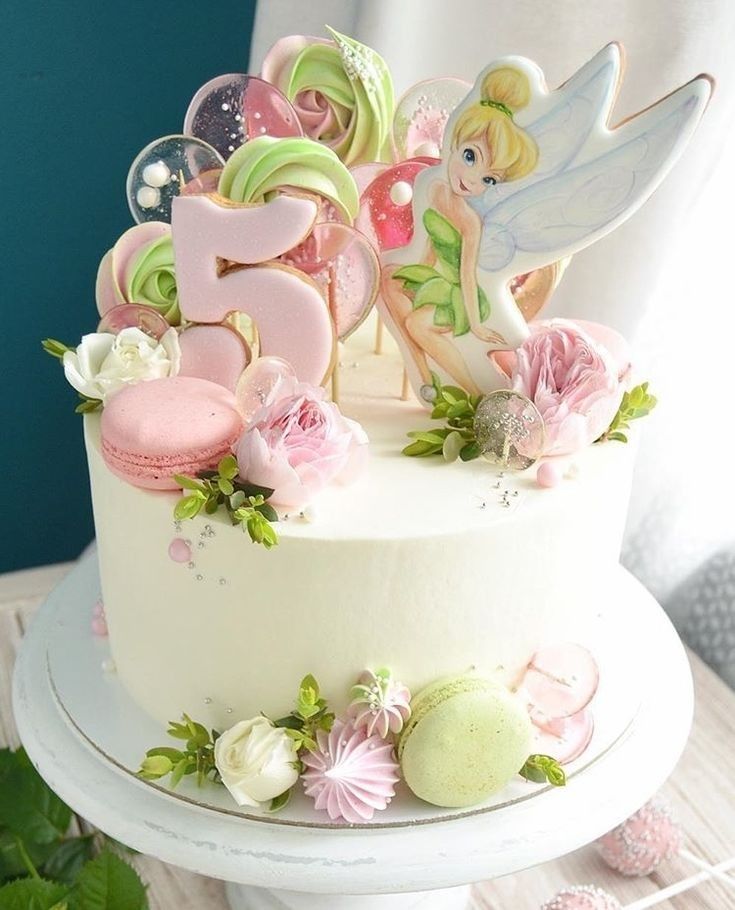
[100,377,244,490]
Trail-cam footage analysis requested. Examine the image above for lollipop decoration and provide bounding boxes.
[126,135,224,224]
[183,74,303,160]
[392,77,472,160]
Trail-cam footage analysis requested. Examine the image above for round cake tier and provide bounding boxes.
[83,328,636,728]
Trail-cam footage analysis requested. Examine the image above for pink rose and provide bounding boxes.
[503,320,627,457]
[236,378,368,508]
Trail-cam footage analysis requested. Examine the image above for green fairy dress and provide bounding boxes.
[393,208,490,337]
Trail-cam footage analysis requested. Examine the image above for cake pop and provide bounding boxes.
[540,885,622,910]
[596,799,682,877]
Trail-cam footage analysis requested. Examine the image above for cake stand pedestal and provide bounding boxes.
[12,557,692,910]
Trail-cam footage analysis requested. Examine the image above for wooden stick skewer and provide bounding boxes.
[624,855,735,909]
[375,315,384,354]
[401,369,410,401]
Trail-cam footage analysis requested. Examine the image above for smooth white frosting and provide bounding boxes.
[84,319,636,729]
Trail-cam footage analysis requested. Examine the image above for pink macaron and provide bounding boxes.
[101,376,244,490]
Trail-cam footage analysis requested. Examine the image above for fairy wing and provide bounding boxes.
[478,77,711,273]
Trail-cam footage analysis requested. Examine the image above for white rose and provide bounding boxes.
[62,326,181,403]
[214,717,299,808]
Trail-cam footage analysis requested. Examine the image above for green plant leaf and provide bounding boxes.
[74,398,102,415]
[42,339,75,361]
[217,455,239,481]
[173,476,206,493]
[267,788,293,813]
[519,754,566,787]
[72,850,148,910]
[0,829,54,884]
[0,749,72,845]
[173,495,204,521]
[217,479,234,496]
[442,431,465,463]
[0,878,69,910]
[42,837,96,886]
[459,441,481,461]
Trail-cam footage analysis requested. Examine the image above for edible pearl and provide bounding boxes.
[537,461,563,488]
[414,140,440,158]
[136,185,160,209]
[142,160,171,187]
[389,180,413,206]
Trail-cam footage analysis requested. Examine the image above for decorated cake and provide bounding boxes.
[44,29,711,823]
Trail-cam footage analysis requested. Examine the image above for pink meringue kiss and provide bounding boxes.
[595,799,682,877]
[302,718,400,824]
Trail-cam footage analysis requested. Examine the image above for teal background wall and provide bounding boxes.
[2,1,256,572]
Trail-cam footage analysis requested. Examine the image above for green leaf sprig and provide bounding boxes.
[174,455,279,549]
[273,675,335,755]
[519,753,566,787]
[138,714,221,790]
[42,339,103,415]
[597,382,657,444]
[403,379,483,463]
[0,747,147,907]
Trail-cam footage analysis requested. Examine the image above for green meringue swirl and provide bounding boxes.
[285,28,394,167]
[127,234,180,325]
[217,135,360,223]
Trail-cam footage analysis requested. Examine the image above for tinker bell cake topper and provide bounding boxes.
[380,44,713,402]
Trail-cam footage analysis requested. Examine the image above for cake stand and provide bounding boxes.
[13,552,693,910]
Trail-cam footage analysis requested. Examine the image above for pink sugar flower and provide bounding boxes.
[302,718,400,823]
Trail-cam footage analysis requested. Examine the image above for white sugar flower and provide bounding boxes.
[62,327,180,403]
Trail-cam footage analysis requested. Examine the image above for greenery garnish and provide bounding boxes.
[403,379,482,463]
[519,754,566,787]
[138,714,221,789]
[0,747,147,907]
[174,455,279,549]
[42,339,103,415]
[597,382,657,444]
[273,675,335,754]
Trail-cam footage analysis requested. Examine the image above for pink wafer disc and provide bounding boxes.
[358,158,437,252]
[281,223,379,340]
[523,643,600,718]
[595,799,682,877]
[178,324,251,392]
[529,707,595,764]
[540,885,622,909]
[97,304,170,340]
[235,356,296,424]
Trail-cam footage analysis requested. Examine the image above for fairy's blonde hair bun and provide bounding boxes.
[452,65,538,181]
[481,66,532,111]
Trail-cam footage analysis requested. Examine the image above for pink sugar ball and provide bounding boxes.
[540,885,622,910]
[537,461,563,488]
[596,799,682,876]
[93,598,105,618]
[91,615,109,637]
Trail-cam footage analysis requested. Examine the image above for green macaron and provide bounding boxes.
[398,675,533,808]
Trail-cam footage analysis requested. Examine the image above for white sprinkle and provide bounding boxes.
[136,185,160,209]
[142,160,171,188]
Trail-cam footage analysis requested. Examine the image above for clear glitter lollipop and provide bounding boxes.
[127,135,224,224]
[392,77,471,160]
[183,74,303,161]
[97,303,170,340]
[473,390,545,470]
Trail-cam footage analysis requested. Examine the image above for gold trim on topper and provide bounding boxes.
[47,651,640,832]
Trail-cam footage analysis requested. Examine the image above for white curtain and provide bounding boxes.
[251,0,735,680]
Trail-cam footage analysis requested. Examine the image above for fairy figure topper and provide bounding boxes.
[379,44,712,403]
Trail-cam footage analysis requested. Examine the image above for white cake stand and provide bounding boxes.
[13,554,692,910]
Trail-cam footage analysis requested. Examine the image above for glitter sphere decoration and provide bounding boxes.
[126,135,224,224]
[97,303,170,341]
[595,799,683,876]
[473,390,545,470]
[540,885,622,910]
[302,718,400,823]
[347,668,412,738]
[183,74,303,161]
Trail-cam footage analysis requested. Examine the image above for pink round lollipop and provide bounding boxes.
[523,643,600,719]
[350,162,389,196]
[357,158,437,252]
[178,324,251,392]
[179,167,223,197]
[595,800,682,877]
[530,707,595,764]
[235,356,296,424]
[97,303,170,340]
[184,74,303,161]
[540,886,622,910]
[281,223,379,340]
[393,77,472,160]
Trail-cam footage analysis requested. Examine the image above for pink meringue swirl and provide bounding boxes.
[302,718,400,823]
[347,669,412,738]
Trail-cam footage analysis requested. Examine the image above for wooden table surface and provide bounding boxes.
[1,562,734,910]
